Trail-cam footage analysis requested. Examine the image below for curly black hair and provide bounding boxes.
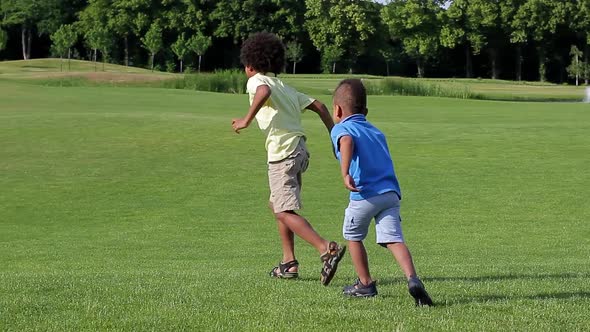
[240,32,285,74]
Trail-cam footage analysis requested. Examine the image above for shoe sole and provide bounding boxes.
[320,246,346,286]
[343,291,377,298]
[409,285,433,306]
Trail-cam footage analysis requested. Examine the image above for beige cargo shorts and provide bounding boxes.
[268,139,309,213]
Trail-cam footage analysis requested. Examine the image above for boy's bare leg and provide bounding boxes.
[349,240,373,285]
[277,219,296,264]
[275,211,329,254]
[386,242,417,279]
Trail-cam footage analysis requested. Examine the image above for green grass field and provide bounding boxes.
[1,62,590,331]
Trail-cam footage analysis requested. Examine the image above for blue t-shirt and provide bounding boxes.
[330,114,401,201]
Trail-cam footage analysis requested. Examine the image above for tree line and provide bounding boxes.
[1,0,589,84]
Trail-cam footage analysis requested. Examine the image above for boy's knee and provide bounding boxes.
[274,210,297,221]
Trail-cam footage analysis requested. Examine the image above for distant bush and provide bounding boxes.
[365,77,481,99]
[165,61,176,73]
[163,70,247,94]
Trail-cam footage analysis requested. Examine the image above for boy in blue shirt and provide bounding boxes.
[330,79,433,305]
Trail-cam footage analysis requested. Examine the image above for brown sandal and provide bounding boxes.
[320,242,346,286]
[270,260,299,279]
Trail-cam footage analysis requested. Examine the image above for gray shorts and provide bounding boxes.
[343,191,404,245]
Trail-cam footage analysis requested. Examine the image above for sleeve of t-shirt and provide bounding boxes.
[296,91,315,112]
[246,75,267,95]
[330,124,351,157]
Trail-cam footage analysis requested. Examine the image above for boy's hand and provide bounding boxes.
[232,118,249,133]
[343,174,360,192]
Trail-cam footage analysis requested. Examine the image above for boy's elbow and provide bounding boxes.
[310,100,329,114]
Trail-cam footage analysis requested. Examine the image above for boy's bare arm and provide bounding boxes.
[232,85,271,133]
[306,100,334,133]
[338,135,359,192]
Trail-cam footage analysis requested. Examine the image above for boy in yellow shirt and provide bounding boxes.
[231,32,345,285]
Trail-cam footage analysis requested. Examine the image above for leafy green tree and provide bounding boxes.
[141,22,163,72]
[570,0,590,84]
[286,40,303,74]
[77,0,112,71]
[439,0,498,78]
[171,33,189,73]
[84,26,111,71]
[567,45,584,86]
[500,0,526,80]
[106,0,153,66]
[211,0,305,44]
[50,24,77,71]
[512,0,567,82]
[321,44,343,74]
[0,29,8,54]
[382,0,443,78]
[1,0,38,60]
[305,0,376,73]
[0,0,70,60]
[379,45,398,76]
[189,34,211,73]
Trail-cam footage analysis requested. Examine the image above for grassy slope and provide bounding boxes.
[1,80,589,330]
[281,75,587,101]
[1,59,587,101]
[0,59,175,85]
[0,58,163,74]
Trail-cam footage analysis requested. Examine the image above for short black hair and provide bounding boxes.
[333,79,367,115]
[240,32,285,74]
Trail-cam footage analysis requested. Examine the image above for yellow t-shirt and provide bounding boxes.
[247,73,315,162]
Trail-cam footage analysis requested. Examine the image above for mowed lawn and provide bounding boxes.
[1,80,589,331]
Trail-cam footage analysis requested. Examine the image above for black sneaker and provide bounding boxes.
[343,279,378,297]
[408,277,433,306]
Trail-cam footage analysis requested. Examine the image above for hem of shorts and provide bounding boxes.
[377,240,405,248]
[344,236,368,242]
[272,205,302,214]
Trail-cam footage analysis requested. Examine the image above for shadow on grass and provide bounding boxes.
[423,272,590,283]
[376,272,590,285]
[21,65,54,69]
[376,273,590,306]
[438,291,590,307]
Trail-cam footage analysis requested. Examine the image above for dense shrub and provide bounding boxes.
[365,77,480,99]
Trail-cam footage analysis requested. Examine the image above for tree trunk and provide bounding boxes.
[180,59,183,73]
[21,27,29,60]
[124,35,129,66]
[102,51,106,71]
[151,53,155,72]
[516,45,523,81]
[386,62,390,76]
[538,47,546,82]
[332,61,336,74]
[416,58,424,78]
[26,30,31,59]
[489,48,498,79]
[465,44,473,78]
[292,61,296,74]
[585,44,589,85]
[575,56,579,86]
[198,55,202,73]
